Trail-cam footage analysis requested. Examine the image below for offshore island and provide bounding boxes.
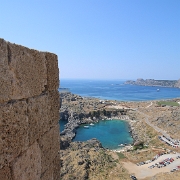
[60,86,180,180]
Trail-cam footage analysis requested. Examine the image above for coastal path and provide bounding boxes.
[135,105,170,138]
[146,101,153,108]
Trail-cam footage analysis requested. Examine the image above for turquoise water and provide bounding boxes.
[73,120,133,150]
[60,119,67,132]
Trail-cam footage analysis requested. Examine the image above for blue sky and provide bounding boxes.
[0,1,180,80]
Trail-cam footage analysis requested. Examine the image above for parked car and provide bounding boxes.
[130,175,137,180]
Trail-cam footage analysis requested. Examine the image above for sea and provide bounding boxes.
[59,79,180,149]
[59,79,180,101]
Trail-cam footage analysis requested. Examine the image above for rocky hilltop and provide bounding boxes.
[125,78,180,88]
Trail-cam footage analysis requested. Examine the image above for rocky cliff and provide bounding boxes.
[125,78,180,88]
[59,92,129,149]
[0,38,60,180]
[175,79,180,88]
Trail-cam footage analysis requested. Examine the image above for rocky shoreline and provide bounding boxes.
[59,92,141,149]
[59,92,180,179]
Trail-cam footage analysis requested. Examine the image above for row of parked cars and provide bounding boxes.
[159,135,180,148]
[136,152,166,166]
[148,157,175,168]
[171,155,180,172]
[171,166,180,172]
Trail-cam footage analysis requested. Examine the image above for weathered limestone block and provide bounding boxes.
[28,91,60,145]
[0,39,12,103]
[8,42,47,100]
[12,142,41,180]
[47,91,60,127]
[0,38,48,103]
[28,94,49,145]
[40,155,60,180]
[40,166,53,180]
[38,125,60,173]
[45,52,59,91]
[0,100,29,168]
[52,155,60,180]
[0,38,60,179]
[0,165,12,180]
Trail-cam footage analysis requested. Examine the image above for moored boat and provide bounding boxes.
[118,144,125,146]
[84,126,89,128]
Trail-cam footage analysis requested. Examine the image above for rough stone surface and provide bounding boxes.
[40,155,60,180]
[47,91,60,127]
[45,52,59,91]
[0,165,13,180]
[8,42,47,100]
[0,100,29,168]
[0,38,60,179]
[38,125,60,173]
[12,142,41,180]
[0,39,12,103]
[28,94,49,145]
[40,165,53,180]
[52,155,61,180]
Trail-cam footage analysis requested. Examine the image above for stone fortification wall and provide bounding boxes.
[0,38,60,180]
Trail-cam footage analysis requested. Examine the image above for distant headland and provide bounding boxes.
[125,78,180,88]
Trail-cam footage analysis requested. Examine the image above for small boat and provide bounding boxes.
[118,144,125,146]
[84,126,89,128]
[157,89,160,92]
[90,123,94,126]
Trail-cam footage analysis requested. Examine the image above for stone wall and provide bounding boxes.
[0,38,60,180]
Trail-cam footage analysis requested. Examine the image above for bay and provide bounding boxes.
[59,79,180,149]
[73,120,133,150]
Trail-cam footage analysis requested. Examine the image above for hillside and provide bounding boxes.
[60,92,180,179]
[125,78,180,88]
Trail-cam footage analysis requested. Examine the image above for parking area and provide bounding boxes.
[123,153,180,179]
[159,135,180,148]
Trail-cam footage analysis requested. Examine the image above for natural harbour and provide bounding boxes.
[60,79,180,180]
[73,119,133,150]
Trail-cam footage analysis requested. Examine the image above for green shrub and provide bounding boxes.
[116,152,126,159]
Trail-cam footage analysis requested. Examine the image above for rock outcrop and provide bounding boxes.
[0,38,60,180]
[60,139,117,180]
[125,78,180,88]
[59,92,129,148]
[175,79,180,88]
